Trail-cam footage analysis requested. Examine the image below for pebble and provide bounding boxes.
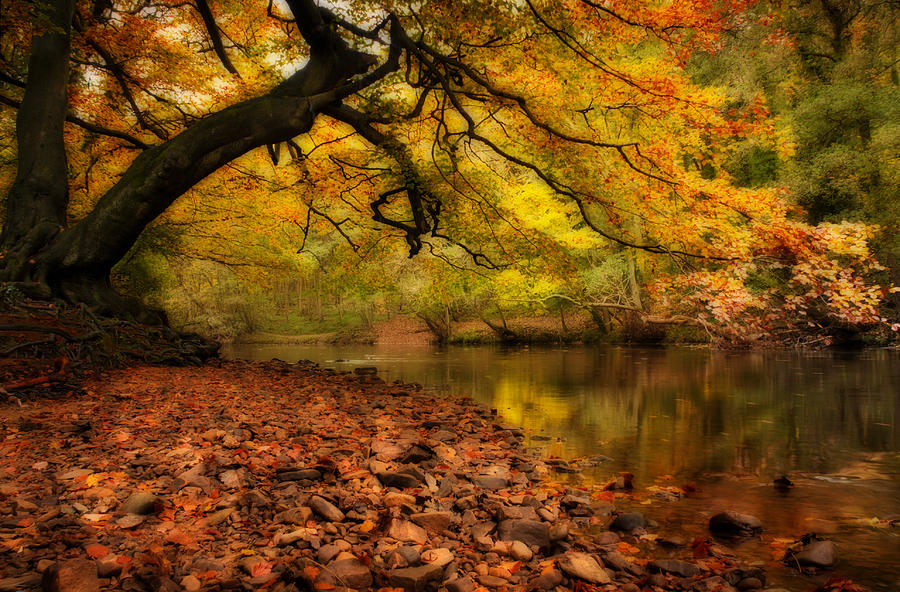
[119,491,158,515]
[794,540,838,568]
[709,511,763,536]
[497,519,550,549]
[309,495,345,522]
[610,512,646,532]
[558,552,612,584]
[388,563,444,591]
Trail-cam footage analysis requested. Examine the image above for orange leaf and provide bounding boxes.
[85,543,110,559]
[251,561,272,577]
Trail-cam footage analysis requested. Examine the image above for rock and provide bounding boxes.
[377,471,421,489]
[400,444,435,464]
[709,511,763,536]
[508,540,533,561]
[317,544,341,564]
[392,546,421,567]
[549,523,569,542]
[354,366,378,375]
[384,492,417,507]
[794,540,838,568]
[609,512,646,532]
[388,564,443,591]
[497,519,550,549]
[738,578,764,590]
[180,575,202,592]
[95,555,123,578]
[421,547,454,568]
[327,558,372,589]
[388,519,429,544]
[498,505,538,521]
[446,577,476,592]
[276,469,322,482]
[649,559,700,578]
[115,513,145,528]
[43,559,100,592]
[309,496,344,522]
[595,531,620,546]
[119,492,158,515]
[478,574,509,587]
[473,475,508,490]
[411,511,455,533]
[530,568,563,590]
[201,507,233,526]
[693,576,737,592]
[558,552,612,584]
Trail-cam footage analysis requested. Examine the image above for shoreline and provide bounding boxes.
[0,359,839,591]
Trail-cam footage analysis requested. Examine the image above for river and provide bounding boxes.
[221,343,900,590]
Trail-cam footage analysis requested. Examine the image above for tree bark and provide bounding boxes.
[0,0,74,276]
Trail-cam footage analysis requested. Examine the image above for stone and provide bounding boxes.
[317,544,341,564]
[119,492,158,515]
[44,559,100,592]
[498,505,538,521]
[387,519,428,544]
[473,475,508,490]
[508,540,533,561]
[354,366,378,375]
[421,547,454,568]
[95,555,123,578]
[649,559,700,578]
[309,496,344,522]
[411,511,455,533]
[709,511,763,536]
[549,523,569,542]
[693,576,737,592]
[794,540,838,568]
[399,444,435,464]
[497,519,550,549]
[738,578,764,590]
[393,546,421,567]
[477,575,508,587]
[388,564,443,591]
[558,552,612,584]
[446,577,476,592]
[377,471,421,489]
[530,568,563,590]
[276,469,322,482]
[201,508,233,526]
[595,531,620,546]
[327,558,372,589]
[609,512,646,532]
[384,492,417,507]
[180,575,202,592]
[218,469,247,490]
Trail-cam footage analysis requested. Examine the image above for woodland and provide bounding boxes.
[1,2,900,591]
[0,0,898,346]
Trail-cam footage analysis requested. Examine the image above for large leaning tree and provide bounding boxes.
[0,0,889,335]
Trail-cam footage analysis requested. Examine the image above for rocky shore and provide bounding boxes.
[0,360,833,591]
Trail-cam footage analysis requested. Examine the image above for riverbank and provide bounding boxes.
[0,358,850,592]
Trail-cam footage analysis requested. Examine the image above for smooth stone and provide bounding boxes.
[384,492,417,507]
[274,507,313,524]
[477,575,508,587]
[387,519,428,544]
[446,577,476,592]
[276,469,322,482]
[119,492,158,515]
[595,531,620,546]
[180,575,202,592]
[709,511,763,536]
[421,547,454,568]
[795,540,838,568]
[95,555,123,578]
[393,546,421,567]
[530,568,563,590]
[508,540,533,561]
[411,511,454,533]
[558,552,612,584]
[694,576,738,592]
[649,559,700,577]
[388,564,443,591]
[326,558,372,589]
[377,471,421,489]
[309,496,344,522]
[473,475,508,490]
[317,544,341,564]
[497,519,550,549]
[498,505,538,521]
[609,512,646,532]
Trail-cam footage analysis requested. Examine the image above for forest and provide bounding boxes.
[1,1,900,592]
[1,0,899,347]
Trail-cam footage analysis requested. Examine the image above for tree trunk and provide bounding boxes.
[0,0,74,277]
[0,0,379,321]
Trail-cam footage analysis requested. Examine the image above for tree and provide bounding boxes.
[0,0,891,340]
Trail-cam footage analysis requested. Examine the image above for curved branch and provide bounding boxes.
[193,0,240,76]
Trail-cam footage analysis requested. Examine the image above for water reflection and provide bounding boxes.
[222,343,900,589]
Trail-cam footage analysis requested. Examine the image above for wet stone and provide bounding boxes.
[326,558,372,589]
[473,475,508,490]
[794,540,838,568]
[610,512,646,532]
[446,577,476,592]
[709,511,763,536]
[530,568,563,590]
[119,491,158,515]
[649,559,700,578]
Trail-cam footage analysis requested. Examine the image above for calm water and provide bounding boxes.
[221,343,900,589]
